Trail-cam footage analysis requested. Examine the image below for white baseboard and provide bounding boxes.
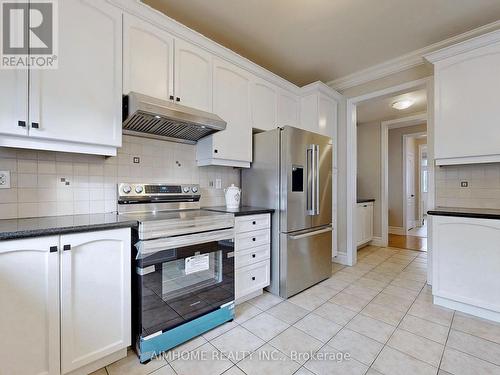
[333,253,349,266]
[434,296,500,323]
[370,236,384,247]
[389,226,405,235]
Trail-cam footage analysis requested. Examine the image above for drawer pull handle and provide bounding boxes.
[252,276,256,281]
[49,246,58,253]
[252,221,256,225]
[252,254,256,258]
[63,244,71,251]
[252,238,256,242]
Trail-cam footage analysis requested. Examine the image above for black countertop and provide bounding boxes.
[427,207,500,220]
[0,213,138,241]
[357,198,375,203]
[203,206,274,216]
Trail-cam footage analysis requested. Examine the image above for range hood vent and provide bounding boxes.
[122,92,226,144]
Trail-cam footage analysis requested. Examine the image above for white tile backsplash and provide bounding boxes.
[0,135,240,219]
[435,163,500,209]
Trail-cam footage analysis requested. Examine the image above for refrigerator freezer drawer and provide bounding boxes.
[280,226,332,298]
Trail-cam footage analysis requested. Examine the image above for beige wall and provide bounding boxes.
[357,122,382,237]
[0,135,240,219]
[388,123,427,228]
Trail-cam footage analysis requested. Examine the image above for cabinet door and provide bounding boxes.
[60,229,131,373]
[278,90,299,127]
[318,94,336,137]
[356,204,364,245]
[0,236,60,375]
[363,204,373,242]
[174,38,212,111]
[435,42,500,160]
[0,69,29,137]
[123,13,174,101]
[28,0,122,147]
[211,57,252,162]
[251,77,278,131]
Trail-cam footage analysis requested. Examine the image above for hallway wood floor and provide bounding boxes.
[388,234,427,251]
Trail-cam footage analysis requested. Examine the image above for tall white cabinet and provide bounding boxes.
[426,30,500,166]
[0,228,131,375]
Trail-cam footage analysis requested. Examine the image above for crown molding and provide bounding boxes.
[328,20,500,91]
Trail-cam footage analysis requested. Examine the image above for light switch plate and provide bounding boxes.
[0,171,11,189]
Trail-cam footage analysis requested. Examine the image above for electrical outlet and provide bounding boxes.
[460,181,469,188]
[215,179,222,189]
[0,171,11,189]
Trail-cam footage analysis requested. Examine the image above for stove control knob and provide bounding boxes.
[122,184,131,194]
[192,186,199,193]
[135,185,144,194]
[183,186,191,194]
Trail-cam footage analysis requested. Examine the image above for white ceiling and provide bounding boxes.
[143,0,500,86]
[356,88,427,124]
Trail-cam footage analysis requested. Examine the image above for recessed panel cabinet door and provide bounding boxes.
[278,90,299,127]
[60,229,131,374]
[123,13,174,100]
[174,38,212,111]
[211,57,252,162]
[0,70,28,137]
[251,78,278,131]
[0,236,60,375]
[28,0,122,147]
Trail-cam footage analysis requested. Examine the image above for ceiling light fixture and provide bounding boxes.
[392,99,414,110]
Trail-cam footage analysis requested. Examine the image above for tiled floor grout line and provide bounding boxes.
[436,310,455,373]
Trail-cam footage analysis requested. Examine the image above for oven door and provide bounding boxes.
[134,229,234,338]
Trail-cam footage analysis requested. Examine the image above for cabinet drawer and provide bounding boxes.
[235,260,270,299]
[235,244,270,269]
[235,229,270,250]
[235,214,270,233]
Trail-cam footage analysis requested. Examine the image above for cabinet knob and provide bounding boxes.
[251,276,256,281]
[252,221,256,225]
[252,238,256,242]
[169,95,174,100]
[214,149,218,154]
[176,97,180,102]
[31,122,39,129]
[18,120,26,127]
[63,244,71,251]
[50,246,58,253]
[252,254,256,258]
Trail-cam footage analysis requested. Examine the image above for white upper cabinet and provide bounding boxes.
[0,236,60,375]
[278,90,300,127]
[0,70,28,137]
[300,87,337,137]
[174,39,213,111]
[197,57,252,167]
[250,76,278,131]
[60,229,131,374]
[123,13,174,100]
[29,0,122,149]
[426,31,500,165]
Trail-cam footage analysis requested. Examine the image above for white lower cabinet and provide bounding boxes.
[0,228,131,375]
[234,214,271,302]
[357,202,374,246]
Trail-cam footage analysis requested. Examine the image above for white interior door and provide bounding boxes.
[0,236,60,375]
[406,152,416,230]
[60,229,131,373]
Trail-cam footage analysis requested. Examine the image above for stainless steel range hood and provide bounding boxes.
[122,92,226,144]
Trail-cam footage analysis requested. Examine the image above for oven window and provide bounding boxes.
[162,251,222,300]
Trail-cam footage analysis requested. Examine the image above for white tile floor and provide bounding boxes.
[94,245,500,375]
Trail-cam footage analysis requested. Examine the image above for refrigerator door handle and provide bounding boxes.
[288,226,333,240]
[315,144,320,216]
[306,145,315,215]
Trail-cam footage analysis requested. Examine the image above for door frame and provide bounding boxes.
[402,131,427,233]
[418,143,428,225]
[346,77,434,266]
[380,114,427,246]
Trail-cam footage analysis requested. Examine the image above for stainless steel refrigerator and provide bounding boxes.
[242,126,332,298]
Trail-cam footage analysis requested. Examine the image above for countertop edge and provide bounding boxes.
[0,221,138,241]
[427,210,500,220]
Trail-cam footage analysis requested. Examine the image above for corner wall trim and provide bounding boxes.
[369,237,384,247]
